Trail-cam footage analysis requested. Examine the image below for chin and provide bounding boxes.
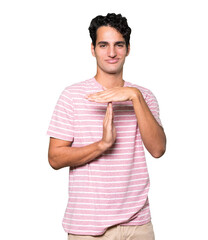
[98,64,123,75]
[105,67,123,74]
[107,70,119,74]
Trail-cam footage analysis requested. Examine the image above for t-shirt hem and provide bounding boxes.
[47,131,74,142]
[64,218,152,236]
[120,217,151,226]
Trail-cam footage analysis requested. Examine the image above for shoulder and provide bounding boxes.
[65,78,94,92]
[61,78,94,97]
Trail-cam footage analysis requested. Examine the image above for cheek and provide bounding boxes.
[96,53,106,63]
[95,49,105,57]
[117,49,128,57]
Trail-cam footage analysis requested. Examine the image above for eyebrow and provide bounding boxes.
[97,41,126,45]
[97,41,108,45]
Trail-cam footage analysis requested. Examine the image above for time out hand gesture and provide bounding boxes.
[86,87,140,103]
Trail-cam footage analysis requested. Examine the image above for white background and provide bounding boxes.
[0,0,208,239]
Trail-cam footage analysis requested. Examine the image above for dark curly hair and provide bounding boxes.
[89,13,131,48]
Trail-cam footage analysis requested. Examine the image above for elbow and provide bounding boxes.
[151,135,167,158]
[151,145,166,159]
[152,149,165,158]
[48,154,61,170]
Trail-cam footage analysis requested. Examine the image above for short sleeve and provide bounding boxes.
[47,88,74,141]
[145,90,163,127]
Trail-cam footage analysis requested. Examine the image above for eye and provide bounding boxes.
[100,44,106,48]
[117,44,125,48]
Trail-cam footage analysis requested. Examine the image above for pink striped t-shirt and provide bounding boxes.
[47,77,162,236]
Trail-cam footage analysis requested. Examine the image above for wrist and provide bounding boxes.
[130,88,142,101]
[97,140,111,153]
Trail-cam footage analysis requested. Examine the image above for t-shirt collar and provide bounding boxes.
[92,77,127,90]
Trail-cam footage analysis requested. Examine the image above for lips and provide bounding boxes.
[106,58,119,64]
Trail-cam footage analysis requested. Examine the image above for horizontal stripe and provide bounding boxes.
[69,188,149,197]
[68,192,147,202]
[69,178,148,185]
[48,126,73,135]
[66,199,148,211]
[68,184,149,194]
[72,162,147,169]
[69,184,148,192]
[72,166,147,173]
[70,172,147,180]
[47,130,73,141]
[64,212,146,223]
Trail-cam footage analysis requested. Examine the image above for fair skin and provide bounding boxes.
[48,26,166,170]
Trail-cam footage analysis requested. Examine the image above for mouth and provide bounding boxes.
[105,58,119,64]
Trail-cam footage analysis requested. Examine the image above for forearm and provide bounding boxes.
[132,92,166,158]
[49,140,108,169]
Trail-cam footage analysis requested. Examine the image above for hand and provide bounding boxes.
[100,102,116,150]
[86,87,140,103]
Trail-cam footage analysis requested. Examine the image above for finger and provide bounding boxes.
[107,102,112,120]
[91,98,110,103]
[108,103,114,123]
[109,102,114,124]
[88,87,121,98]
[87,92,115,102]
[87,89,113,99]
[104,103,110,123]
[86,91,106,98]
[104,103,112,127]
[110,103,114,120]
[98,89,121,101]
[108,102,112,116]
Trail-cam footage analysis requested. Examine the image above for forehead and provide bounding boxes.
[96,26,125,43]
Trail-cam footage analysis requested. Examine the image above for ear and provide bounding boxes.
[91,43,95,57]
[126,44,130,56]
[126,43,130,57]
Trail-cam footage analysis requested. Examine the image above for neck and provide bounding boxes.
[94,71,124,89]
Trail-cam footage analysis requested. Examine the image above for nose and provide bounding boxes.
[108,46,117,58]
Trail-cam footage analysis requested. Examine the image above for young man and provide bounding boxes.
[47,13,166,240]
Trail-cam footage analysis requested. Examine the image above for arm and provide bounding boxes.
[131,91,166,158]
[86,87,166,158]
[48,138,107,169]
[48,103,116,170]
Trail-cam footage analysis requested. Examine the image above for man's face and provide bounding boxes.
[91,26,130,75]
